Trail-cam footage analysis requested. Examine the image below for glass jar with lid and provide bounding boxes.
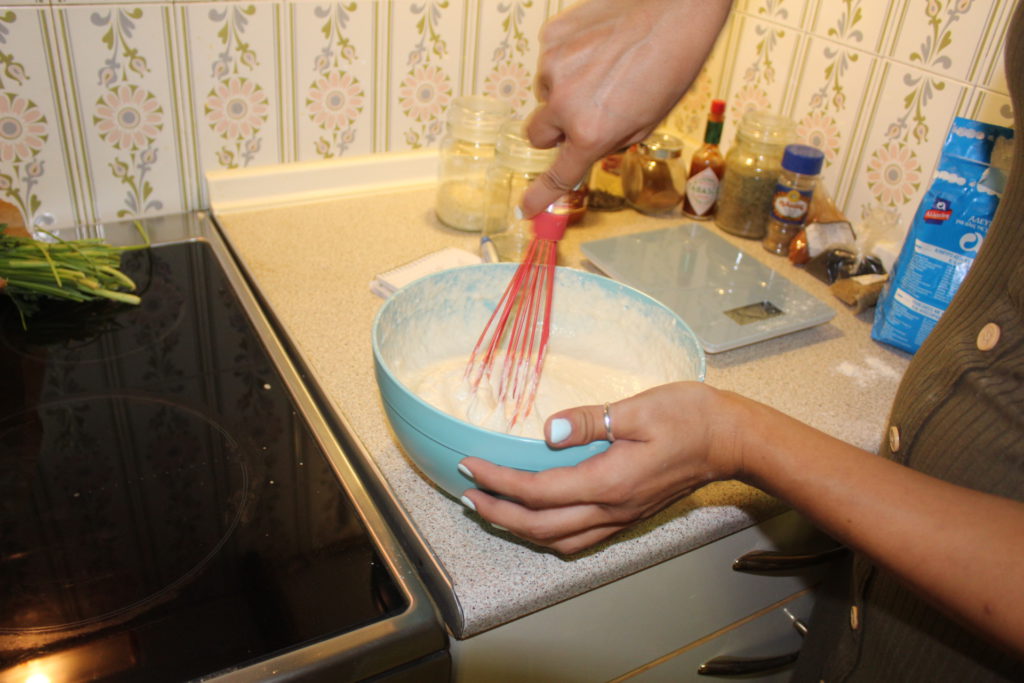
[715,110,797,239]
[482,120,559,262]
[620,132,686,215]
[435,95,512,231]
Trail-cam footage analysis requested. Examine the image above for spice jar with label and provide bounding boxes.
[715,110,796,239]
[482,120,559,261]
[435,95,512,231]
[763,144,825,255]
[621,132,686,215]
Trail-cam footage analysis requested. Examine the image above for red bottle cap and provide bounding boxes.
[710,99,726,117]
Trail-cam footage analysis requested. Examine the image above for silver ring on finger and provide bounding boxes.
[603,402,615,442]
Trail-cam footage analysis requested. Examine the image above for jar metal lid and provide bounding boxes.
[638,132,684,159]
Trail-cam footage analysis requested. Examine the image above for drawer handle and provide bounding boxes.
[732,545,847,573]
[697,609,807,677]
[697,651,798,677]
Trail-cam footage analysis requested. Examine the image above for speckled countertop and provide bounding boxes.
[212,184,910,639]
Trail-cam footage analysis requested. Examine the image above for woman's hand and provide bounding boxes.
[459,382,747,554]
[520,0,733,217]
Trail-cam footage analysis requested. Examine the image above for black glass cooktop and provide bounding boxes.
[0,239,407,681]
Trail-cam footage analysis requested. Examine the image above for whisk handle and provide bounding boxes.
[533,211,569,241]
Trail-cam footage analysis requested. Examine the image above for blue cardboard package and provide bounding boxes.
[871,117,1014,354]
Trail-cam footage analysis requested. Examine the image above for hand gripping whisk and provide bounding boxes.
[464,210,570,430]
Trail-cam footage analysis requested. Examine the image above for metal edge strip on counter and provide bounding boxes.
[203,211,467,639]
[205,149,439,215]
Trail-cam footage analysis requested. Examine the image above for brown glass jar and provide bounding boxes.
[621,132,686,215]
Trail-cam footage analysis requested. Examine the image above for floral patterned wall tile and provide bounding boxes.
[809,0,903,54]
[743,0,815,31]
[471,1,545,115]
[57,3,185,223]
[184,2,282,177]
[292,2,376,160]
[1,8,76,229]
[887,0,1005,83]
[718,11,806,129]
[385,2,462,151]
[964,87,1014,125]
[787,35,880,200]
[845,60,971,220]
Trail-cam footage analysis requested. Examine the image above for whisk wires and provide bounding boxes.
[465,212,567,430]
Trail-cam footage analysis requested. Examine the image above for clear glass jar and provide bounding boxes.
[715,110,796,239]
[435,95,512,231]
[763,144,825,255]
[620,132,686,215]
[482,120,558,261]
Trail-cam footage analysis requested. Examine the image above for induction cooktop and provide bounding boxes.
[0,213,447,682]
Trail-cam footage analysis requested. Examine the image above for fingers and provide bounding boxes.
[460,470,632,554]
[524,113,602,218]
[464,485,621,548]
[460,445,641,510]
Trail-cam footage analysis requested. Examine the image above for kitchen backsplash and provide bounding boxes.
[1,0,1015,233]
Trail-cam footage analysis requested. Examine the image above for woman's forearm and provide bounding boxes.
[735,392,1024,655]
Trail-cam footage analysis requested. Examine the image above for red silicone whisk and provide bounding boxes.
[465,210,570,430]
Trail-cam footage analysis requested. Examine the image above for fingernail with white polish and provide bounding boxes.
[458,462,475,480]
[460,495,477,511]
[550,418,572,444]
[491,523,508,532]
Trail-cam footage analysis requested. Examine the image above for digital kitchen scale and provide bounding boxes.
[581,223,835,353]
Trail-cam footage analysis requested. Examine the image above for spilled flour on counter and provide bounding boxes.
[380,265,703,441]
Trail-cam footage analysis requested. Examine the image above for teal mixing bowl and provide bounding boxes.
[371,263,705,500]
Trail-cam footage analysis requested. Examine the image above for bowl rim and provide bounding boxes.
[371,262,707,442]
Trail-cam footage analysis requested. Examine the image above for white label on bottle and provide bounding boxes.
[685,166,719,216]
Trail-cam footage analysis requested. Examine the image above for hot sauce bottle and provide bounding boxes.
[682,99,726,220]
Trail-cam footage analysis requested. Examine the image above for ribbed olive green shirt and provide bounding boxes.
[794,2,1024,681]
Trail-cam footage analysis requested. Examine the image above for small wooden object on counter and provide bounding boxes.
[682,99,726,220]
[831,273,888,313]
[0,199,29,238]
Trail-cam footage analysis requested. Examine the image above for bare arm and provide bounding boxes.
[460,382,1024,656]
[520,0,733,217]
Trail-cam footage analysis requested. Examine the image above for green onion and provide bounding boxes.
[1,220,148,327]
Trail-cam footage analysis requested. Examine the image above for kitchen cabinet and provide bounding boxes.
[629,591,815,682]
[449,510,836,682]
